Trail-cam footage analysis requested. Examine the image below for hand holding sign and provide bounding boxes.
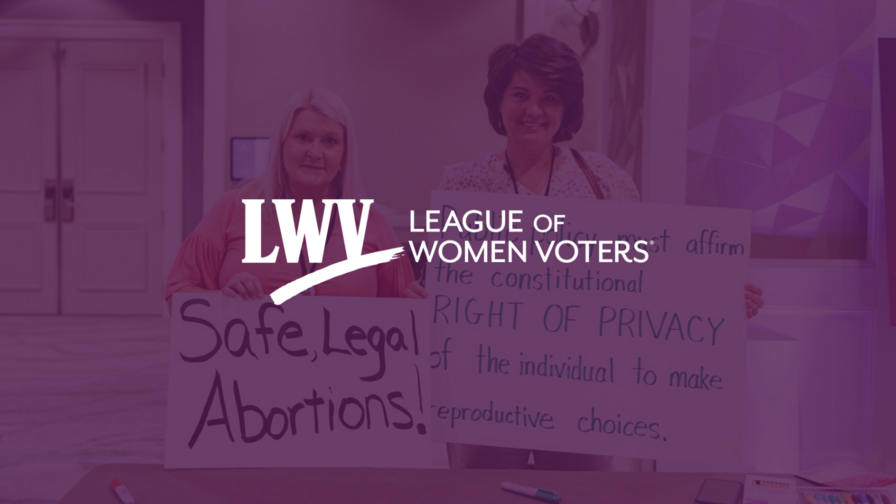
[745,283,764,319]
[221,272,265,299]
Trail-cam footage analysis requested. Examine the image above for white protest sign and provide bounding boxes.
[420,191,750,464]
[165,293,430,468]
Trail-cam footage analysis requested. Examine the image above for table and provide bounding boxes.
[60,464,745,503]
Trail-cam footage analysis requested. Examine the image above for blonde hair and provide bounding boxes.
[240,87,367,201]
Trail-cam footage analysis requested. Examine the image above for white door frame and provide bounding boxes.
[0,19,183,299]
[203,0,228,215]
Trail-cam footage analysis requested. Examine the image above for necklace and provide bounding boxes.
[505,146,556,196]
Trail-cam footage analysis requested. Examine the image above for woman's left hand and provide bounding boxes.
[403,280,428,299]
[745,283,764,319]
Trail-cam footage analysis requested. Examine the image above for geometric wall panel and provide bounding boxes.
[687,0,874,259]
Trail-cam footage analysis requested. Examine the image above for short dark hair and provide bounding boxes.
[484,34,584,143]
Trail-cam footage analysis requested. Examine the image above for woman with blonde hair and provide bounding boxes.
[166,87,425,302]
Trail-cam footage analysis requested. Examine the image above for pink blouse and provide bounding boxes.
[438,147,640,202]
[165,190,414,300]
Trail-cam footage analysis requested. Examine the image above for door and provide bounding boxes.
[0,39,57,314]
[59,40,163,315]
[0,38,164,315]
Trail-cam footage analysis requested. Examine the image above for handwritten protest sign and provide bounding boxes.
[165,293,430,468]
[420,191,750,463]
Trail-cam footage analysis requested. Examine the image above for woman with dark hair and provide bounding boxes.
[439,34,762,470]
[440,34,640,201]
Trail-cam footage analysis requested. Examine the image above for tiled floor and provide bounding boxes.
[0,316,170,503]
[0,316,451,503]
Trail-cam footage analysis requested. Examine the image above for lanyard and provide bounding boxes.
[505,146,556,196]
[298,216,336,296]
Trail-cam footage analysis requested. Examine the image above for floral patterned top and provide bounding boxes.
[438,146,640,202]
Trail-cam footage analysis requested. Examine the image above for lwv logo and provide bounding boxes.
[242,199,404,304]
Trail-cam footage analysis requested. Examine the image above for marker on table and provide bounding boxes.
[501,482,562,503]
[111,478,135,504]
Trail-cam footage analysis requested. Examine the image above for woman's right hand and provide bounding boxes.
[403,280,428,299]
[222,272,265,299]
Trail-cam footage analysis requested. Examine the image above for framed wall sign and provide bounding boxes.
[230,137,271,180]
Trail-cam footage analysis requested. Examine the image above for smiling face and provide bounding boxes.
[499,70,565,149]
[281,109,345,198]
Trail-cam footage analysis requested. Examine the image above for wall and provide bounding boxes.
[640,0,895,471]
[222,0,515,217]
